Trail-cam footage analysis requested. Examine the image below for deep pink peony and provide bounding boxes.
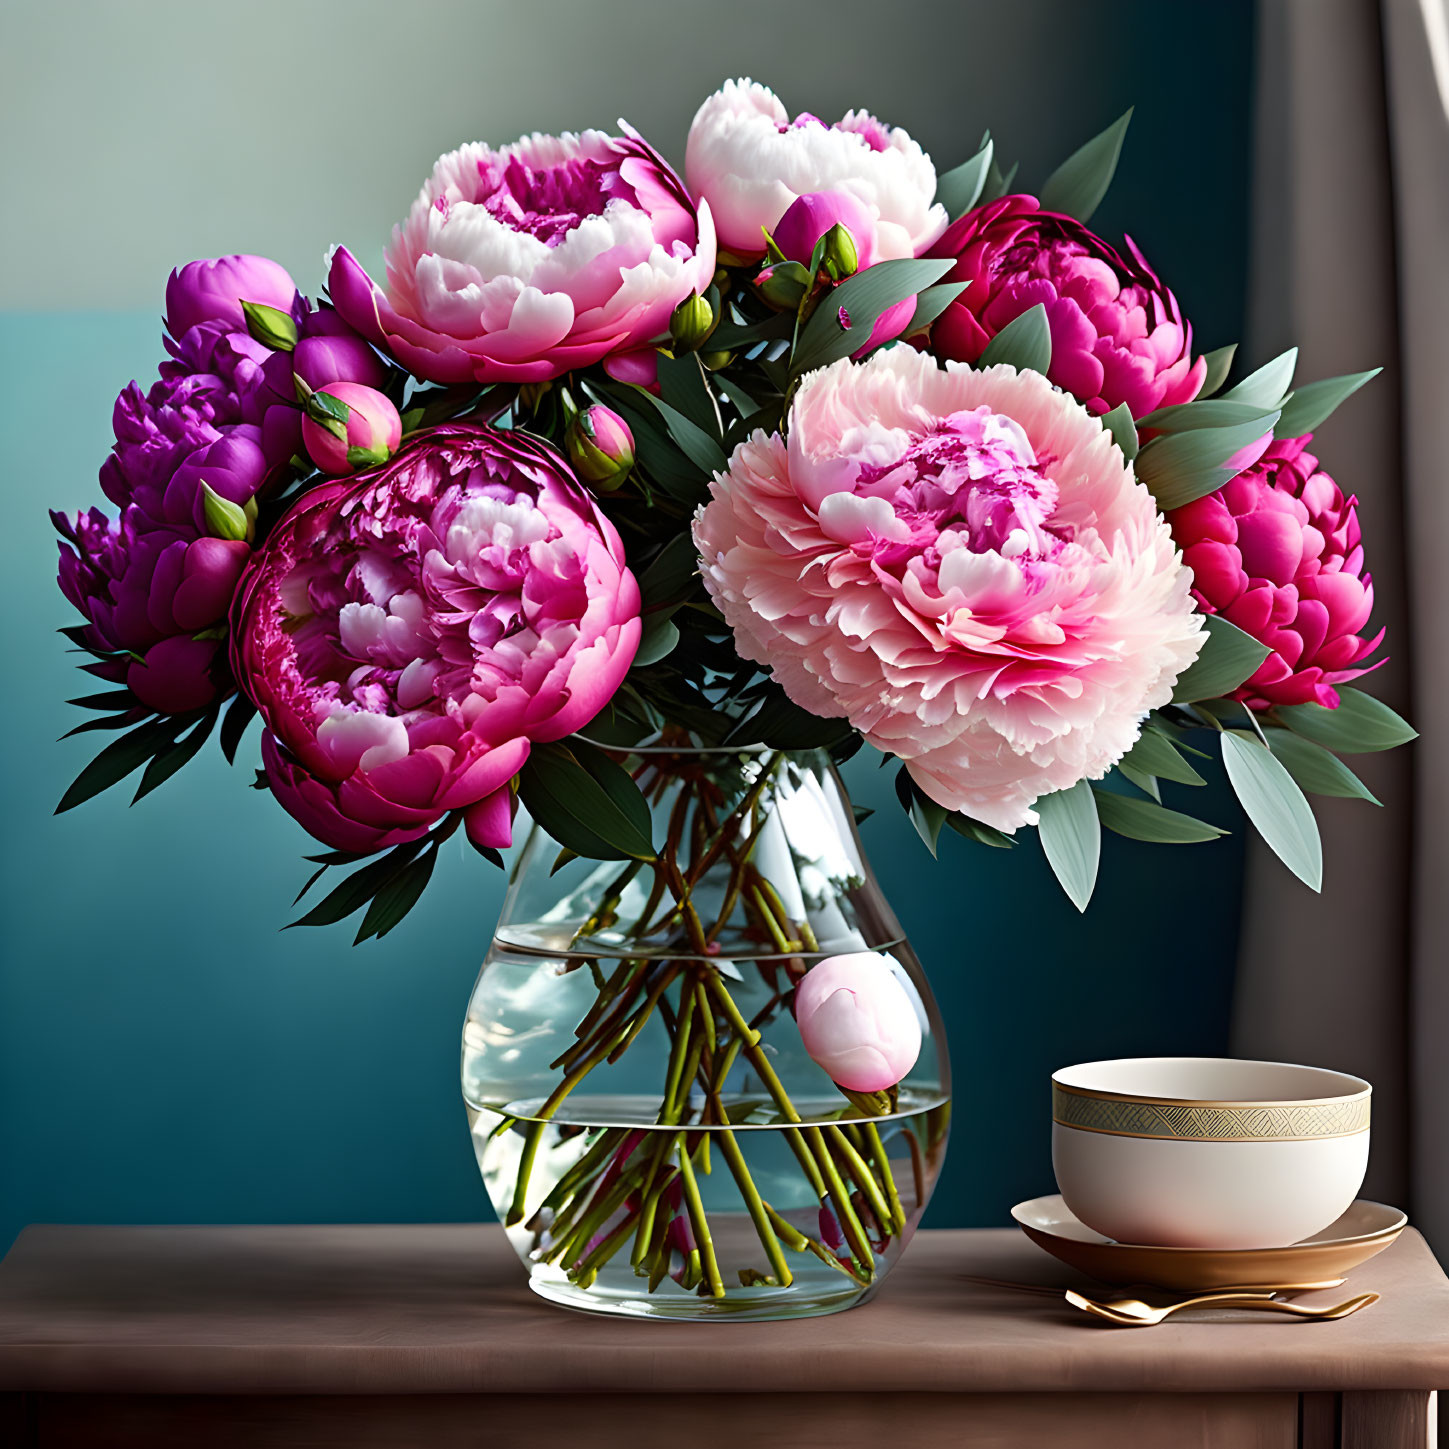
[231,425,641,853]
[685,79,945,261]
[1168,435,1383,709]
[694,349,1204,830]
[327,129,715,386]
[926,195,1205,419]
[794,952,922,1093]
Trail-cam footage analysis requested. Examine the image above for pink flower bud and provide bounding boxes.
[301,382,402,475]
[793,951,922,1093]
[773,191,878,274]
[565,405,635,491]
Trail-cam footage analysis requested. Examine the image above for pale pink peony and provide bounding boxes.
[231,425,641,853]
[685,78,946,261]
[794,952,922,1093]
[693,350,1205,830]
[328,129,715,386]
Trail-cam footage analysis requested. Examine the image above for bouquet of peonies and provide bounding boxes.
[51,81,1415,1313]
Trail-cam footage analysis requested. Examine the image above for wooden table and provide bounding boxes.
[0,1224,1445,1448]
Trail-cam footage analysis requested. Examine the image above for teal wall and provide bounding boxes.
[0,1,1255,1251]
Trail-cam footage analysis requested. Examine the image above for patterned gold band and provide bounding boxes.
[1052,1083,1371,1142]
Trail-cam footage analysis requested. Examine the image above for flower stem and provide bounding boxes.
[716,1126,793,1287]
[825,1124,894,1240]
[505,1119,546,1227]
[677,1141,725,1298]
[863,1121,907,1235]
[804,1125,875,1272]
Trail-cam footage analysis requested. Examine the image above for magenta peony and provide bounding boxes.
[327,130,715,386]
[231,425,641,853]
[926,195,1205,418]
[1168,435,1382,709]
[693,349,1205,830]
[686,79,945,262]
[794,952,922,1093]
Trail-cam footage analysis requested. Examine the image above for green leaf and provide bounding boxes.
[1264,728,1380,804]
[1275,687,1416,753]
[67,689,140,712]
[241,299,297,352]
[1035,779,1100,912]
[631,388,728,477]
[1222,347,1298,408]
[638,534,701,609]
[288,843,423,929]
[1092,788,1226,843]
[944,812,1015,848]
[519,741,655,861]
[1275,369,1382,437]
[1038,108,1132,223]
[1171,616,1272,704]
[1137,410,1280,510]
[791,258,955,376]
[355,848,438,943]
[1101,402,1138,461]
[723,691,854,750]
[220,693,257,765]
[55,717,182,813]
[707,312,795,351]
[1221,730,1322,890]
[1120,727,1206,786]
[1197,344,1238,398]
[977,302,1051,375]
[1137,400,1280,433]
[655,351,722,439]
[633,611,680,667]
[1117,762,1161,801]
[59,709,147,740]
[895,766,946,856]
[132,712,215,802]
[935,136,994,219]
[904,282,968,338]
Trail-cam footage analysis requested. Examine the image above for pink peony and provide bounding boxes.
[926,195,1205,418]
[685,79,946,261]
[794,952,922,1093]
[231,425,641,853]
[1168,435,1383,709]
[693,349,1205,830]
[327,129,715,386]
[300,382,403,476]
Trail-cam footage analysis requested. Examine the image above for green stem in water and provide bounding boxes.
[825,1124,894,1241]
[677,1138,725,1298]
[763,1202,871,1288]
[804,1125,875,1273]
[864,1121,907,1235]
[716,1127,793,1287]
[505,1119,546,1227]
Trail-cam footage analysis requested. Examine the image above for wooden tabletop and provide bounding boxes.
[1,1223,1446,1398]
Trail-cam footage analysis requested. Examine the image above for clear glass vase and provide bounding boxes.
[462,744,951,1320]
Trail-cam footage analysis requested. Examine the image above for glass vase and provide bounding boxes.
[462,744,950,1320]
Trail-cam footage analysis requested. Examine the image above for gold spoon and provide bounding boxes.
[1067,1288,1379,1327]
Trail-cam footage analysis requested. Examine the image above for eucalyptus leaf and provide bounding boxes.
[1265,728,1380,804]
[1221,730,1322,889]
[1038,109,1132,223]
[1117,762,1161,801]
[633,611,680,667]
[1035,778,1100,912]
[1101,402,1138,461]
[935,137,994,219]
[1197,344,1238,398]
[1275,688,1416,753]
[1137,400,1279,433]
[1222,347,1298,408]
[1171,616,1272,704]
[1137,410,1280,510]
[905,282,968,338]
[790,258,954,376]
[1120,727,1206,787]
[1092,788,1225,843]
[1275,369,1382,437]
[977,303,1052,375]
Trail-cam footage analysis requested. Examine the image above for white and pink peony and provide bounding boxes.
[685,79,946,261]
[693,350,1205,830]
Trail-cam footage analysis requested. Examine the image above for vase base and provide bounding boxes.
[527,1273,878,1322]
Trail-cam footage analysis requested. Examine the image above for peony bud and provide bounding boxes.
[300,382,402,475]
[565,404,635,491]
[200,481,255,542]
[670,292,715,352]
[755,261,812,311]
[793,951,922,1093]
[820,222,859,281]
[242,300,298,353]
[773,191,879,275]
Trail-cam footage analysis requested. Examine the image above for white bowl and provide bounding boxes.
[1051,1057,1370,1249]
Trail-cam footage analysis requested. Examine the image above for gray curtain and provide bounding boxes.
[1234,0,1449,1247]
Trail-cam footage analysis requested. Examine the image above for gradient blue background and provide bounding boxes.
[0,1,1256,1253]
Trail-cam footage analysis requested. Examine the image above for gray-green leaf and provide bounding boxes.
[1222,348,1298,409]
[1275,688,1416,753]
[1035,779,1100,912]
[1092,789,1226,843]
[1221,730,1322,890]
[978,303,1052,375]
[1038,109,1132,223]
[935,137,994,220]
[1172,616,1272,704]
[1264,728,1380,804]
[1275,369,1382,438]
